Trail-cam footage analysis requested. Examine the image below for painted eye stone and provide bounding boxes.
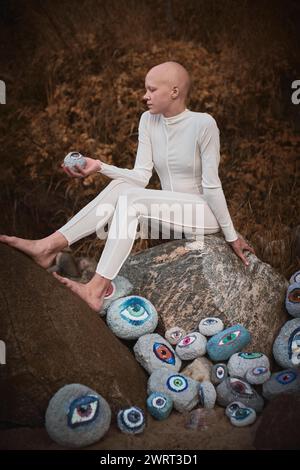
[153,342,176,365]
[273,318,300,368]
[165,326,186,345]
[133,333,181,374]
[175,332,207,360]
[117,406,145,434]
[146,392,173,420]
[106,295,158,340]
[198,381,216,409]
[216,378,264,412]
[199,317,224,336]
[148,369,200,412]
[207,325,251,361]
[285,282,300,317]
[211,363,228,385]
[228,352,270,381]
[64,151,87,169]
[225,401,256,427]
[45,384,111,448]
[263,368,300,400]
[289,270,300,285]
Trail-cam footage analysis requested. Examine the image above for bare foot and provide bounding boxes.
[0,232,68,269]
[52,272,112,312]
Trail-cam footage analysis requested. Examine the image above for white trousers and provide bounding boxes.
[57,179,220,280]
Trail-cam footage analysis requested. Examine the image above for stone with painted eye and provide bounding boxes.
[198,381,216,409]
[146,392,173,420]
[133,333,181,374]
[211,363,228,385]
[216,377,264,412]
[175,332,207,360]
[245,366,271,385]
[225,401,256,427]
[64,151,87,169]
[227,352,270,379]
[165,326,186,346]
[99,276,133,317]
[198,317,224,336]
[262,368,300,400]
[289,270,300,285]
[106,295,158,340]
[207,324,251,362]
[273,318,300,368]
[45,384,111,448]
[117,406,145,434]
[147,368,199,412]
[285,282,300,317]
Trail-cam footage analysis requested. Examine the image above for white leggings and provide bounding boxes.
[57,179,220,280]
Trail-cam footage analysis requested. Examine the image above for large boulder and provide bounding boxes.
[120,233,289,357]
[0,244,147,427]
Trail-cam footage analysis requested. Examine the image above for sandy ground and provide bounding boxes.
[0,406,259,450]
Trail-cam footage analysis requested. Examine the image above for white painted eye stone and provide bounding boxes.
[199,317,224,336]
[64,151,87,169]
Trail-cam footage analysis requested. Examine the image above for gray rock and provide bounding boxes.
[199,381,216,409]
[64,151,86,169]
[165,326,186,345]
[207,325,251,362]
[285,282,300,317]
[119,234,289,356]
[181,356,213,382]
[227,352,270,378]
[175,332,207,360]
[216,377,264,412]
[117,406,145,434]
[133,333,181,374]
[45,384,111,448]
[56,252,80,278]
[211,363,228,385]
[146,392,173,420]
[147,368,199,412]
[273,318,300,368]
[99,276,134,317]
[199,317,224,336]
[106,296,158,340]
[262,369,300,400]
[225,401,256,427]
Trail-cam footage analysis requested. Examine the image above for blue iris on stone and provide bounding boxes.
[276,370,297,385]
[67,395,99,428]
[167,375,188,393]
[119,297,150,325]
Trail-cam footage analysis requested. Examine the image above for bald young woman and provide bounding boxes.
[0,61,255,312]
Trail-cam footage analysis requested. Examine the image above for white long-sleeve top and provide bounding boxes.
[98,108,238,242]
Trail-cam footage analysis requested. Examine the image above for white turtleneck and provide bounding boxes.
[98,108,238,242]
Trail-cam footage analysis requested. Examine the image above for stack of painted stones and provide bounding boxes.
[44,267,300,447]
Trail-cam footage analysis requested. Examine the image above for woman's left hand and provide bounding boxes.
[227,236,256,267]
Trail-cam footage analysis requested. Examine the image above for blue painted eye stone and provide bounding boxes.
[207,324,251,361]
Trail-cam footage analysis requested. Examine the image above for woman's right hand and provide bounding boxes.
[61,157,102,178]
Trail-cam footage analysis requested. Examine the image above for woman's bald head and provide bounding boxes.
[146,61,192,101]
